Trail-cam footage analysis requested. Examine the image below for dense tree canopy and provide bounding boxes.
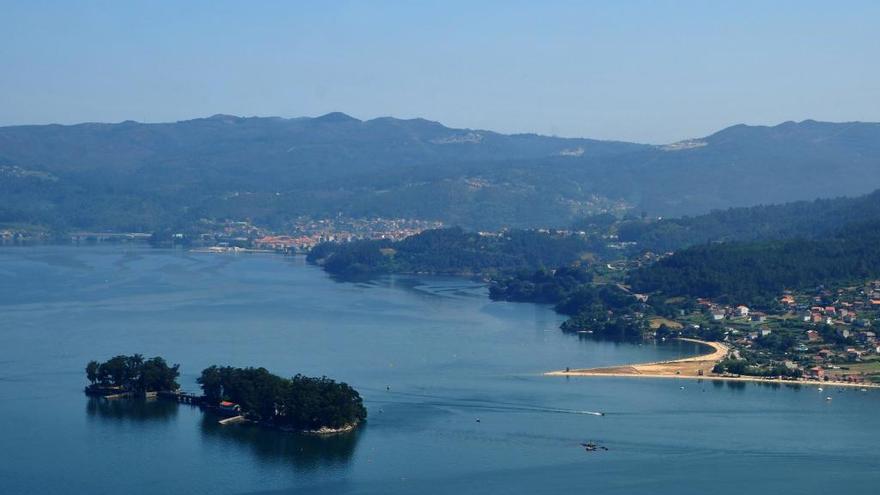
[627,220,880,307]
[617,190,880,252]
[85,354,180,393]
[198,366,367,430]
[308,227,601,277]
[490,266,647,340]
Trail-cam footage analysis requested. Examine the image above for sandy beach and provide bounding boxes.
[546,338,879,389]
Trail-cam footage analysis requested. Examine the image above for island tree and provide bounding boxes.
[198,366,367,431]
[85,354,180,394]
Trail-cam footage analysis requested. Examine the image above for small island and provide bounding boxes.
[197,365,367,433]
[84,354,181,398]
[84,355,367,434]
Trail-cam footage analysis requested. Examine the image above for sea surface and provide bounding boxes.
[1,245,878,494]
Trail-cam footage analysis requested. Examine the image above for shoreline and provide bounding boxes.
[223,417,360,435]
[546,338,879,389]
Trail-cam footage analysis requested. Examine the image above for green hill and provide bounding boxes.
[627,219,880,307]
[3,115,880,232]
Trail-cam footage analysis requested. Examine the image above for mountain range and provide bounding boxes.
[1,113,879,232]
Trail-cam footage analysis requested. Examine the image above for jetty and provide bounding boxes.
[218,415,247,425]
[102,392,133,400]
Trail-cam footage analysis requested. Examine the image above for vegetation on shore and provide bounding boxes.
[307,227,600,278]
[489,266,647,340]
[712,358,802,378]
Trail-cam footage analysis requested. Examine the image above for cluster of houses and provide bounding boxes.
[781,284,880,345]
[194,217,443,253]
[698,300,766,323]
[0,228,51,244]
[784,299,872,327]
[688,289,880,382]
[253,234,328,252]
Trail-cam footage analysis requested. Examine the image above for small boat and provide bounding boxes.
[581,441,609,452]
[861,388,868,392]
[825,396,833,401]
[818,387,823,392]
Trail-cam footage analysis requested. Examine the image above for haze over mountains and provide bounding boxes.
[1,113,879,232]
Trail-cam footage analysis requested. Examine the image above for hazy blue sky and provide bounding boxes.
[2,0,878,143]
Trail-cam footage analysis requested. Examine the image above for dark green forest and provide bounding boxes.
[307,227,600,277]
[627,220,880,307]
[617,189,880,252]
[489,266,647,340]
[85,354,180,394]
[197,366,367,430]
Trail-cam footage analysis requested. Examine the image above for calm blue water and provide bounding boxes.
[1,246,878,494]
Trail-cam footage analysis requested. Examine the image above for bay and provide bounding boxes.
[1,246,878,494]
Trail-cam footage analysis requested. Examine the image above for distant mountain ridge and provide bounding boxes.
[1,114,879,232]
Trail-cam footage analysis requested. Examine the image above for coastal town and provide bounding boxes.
[1,216,445,251]
[191,217,445,253]
[603,280,880,386]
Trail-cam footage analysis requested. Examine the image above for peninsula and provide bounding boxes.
[547,339,880,389]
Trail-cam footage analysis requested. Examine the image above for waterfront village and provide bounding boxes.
[1,216,445,251]
[652,281,880,384]
[2,217,605,252]
[194,217,445,253]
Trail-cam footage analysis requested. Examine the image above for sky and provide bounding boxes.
[1,0,878,143]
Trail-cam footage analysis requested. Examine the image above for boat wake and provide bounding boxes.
[365,388,605,416]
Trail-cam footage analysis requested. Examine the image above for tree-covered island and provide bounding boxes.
[198,366,367,433]
[84,354,180,396]
[84,356,367,433]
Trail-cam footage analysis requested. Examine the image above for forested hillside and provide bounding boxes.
[2,116,880,232]
[307,227,600,277]
[627,220,880,307]
[618,189,880,252]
